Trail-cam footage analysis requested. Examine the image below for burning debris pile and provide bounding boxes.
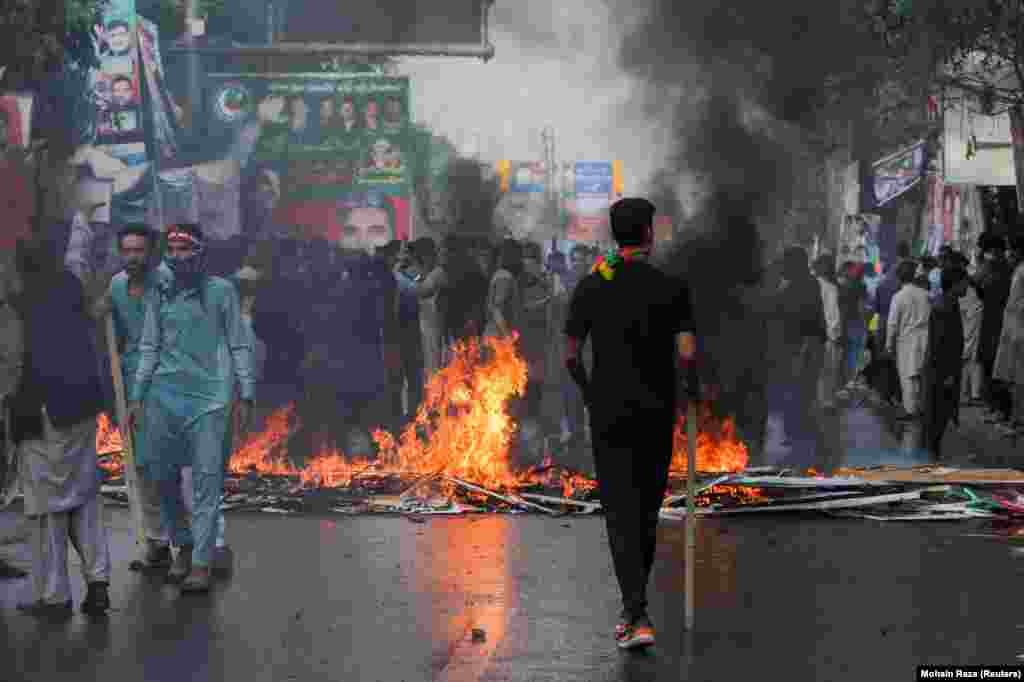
[659,466,1024,522]
[93,334,1024,523]
[95,335,754,515]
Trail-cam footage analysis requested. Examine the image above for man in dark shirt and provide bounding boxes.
[564,198,697,651]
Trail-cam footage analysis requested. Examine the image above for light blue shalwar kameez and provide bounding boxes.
[131,275,255,568]
[111,264,227,549]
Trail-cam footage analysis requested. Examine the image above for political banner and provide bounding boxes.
[872,141,926,208]
[0,93,35,250]
[207,73,412,247]
[565,193,610,243]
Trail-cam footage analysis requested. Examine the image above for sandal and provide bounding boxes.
[181,568,211,594]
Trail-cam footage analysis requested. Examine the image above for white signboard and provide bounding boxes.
[944,95,1016,186]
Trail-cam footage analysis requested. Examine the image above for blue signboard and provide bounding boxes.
[575,161,613,194]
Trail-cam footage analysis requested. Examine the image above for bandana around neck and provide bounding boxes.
[591,245,651,281]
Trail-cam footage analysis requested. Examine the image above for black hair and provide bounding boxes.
[896,241,911,259]
[106,19,130,32]
[940,264,967,292]
[118,223,156,249]
[1009,234,1024,254]
[496,238,524,277]
[781,246,809,280]
[609,198,655,247]
[896,259,918,284]
[112,75,133,87]
[812,253,835,281]
[521,240,542,261]
[978,233,1006,254]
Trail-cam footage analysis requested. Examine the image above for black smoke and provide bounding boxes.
[616,0,891,423]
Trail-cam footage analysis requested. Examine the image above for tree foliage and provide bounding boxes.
[0,0,108,86]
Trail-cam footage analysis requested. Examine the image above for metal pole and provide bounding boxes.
[685,397,697,630]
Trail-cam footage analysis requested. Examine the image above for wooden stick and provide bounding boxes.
[685,399,697,631]
[443,476,559,515]
[519,492,602,513]
[105,314,145,547]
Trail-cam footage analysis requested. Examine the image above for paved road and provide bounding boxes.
[1,391,1022,682]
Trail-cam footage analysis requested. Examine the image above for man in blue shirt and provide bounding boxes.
[129,224,255,593]
[97,225,229,577]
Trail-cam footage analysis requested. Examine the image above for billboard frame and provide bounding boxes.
[165,0,495,62]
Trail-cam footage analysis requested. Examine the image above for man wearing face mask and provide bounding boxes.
[93,225,230,577]
[128,224,255,593]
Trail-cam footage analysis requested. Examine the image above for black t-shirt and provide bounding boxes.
[564,261,695,417]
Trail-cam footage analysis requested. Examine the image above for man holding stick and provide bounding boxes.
[94,225,229,578]
[564,198,697,650]
[129,223,254,593]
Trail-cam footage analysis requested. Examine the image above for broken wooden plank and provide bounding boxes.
[660,490,923,519]
[443,476,560,515]
[520,493,602,514]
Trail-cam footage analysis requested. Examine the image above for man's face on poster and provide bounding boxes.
[341,99,355,120]
[340,207,392,253]
[107,23,133,55]
[320,98,334,126]
[111,78,133,106]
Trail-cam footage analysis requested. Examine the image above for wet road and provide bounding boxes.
[1,396,1022,681]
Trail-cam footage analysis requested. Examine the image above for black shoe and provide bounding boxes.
[0,559,27,579]
[129,541,173,573]
[81,582,110,615]
[17,599,73,619]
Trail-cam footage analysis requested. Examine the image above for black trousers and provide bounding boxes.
[591,412,674,622]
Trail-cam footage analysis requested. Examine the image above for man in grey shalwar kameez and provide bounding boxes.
[992,236,1024,436]
[9,238,111,617]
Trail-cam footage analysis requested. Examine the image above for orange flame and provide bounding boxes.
[100,337,751,499]
[670,405,749,474]
[95,413,124,456]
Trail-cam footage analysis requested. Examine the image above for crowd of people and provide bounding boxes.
[809,233,1024,457]
[0,220,613,616]
[236,233,606,459]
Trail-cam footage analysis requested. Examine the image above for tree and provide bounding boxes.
[875,0,1024,214]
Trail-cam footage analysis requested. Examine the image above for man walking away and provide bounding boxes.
[886,260,931,419]
[564,198,696,651]
[975,234,1014,426]
[923,264,966,460]
[10,237,111,617]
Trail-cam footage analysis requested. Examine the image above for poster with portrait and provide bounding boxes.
[0,93,35,250]
[0,93,33,149]
[91,0,145,152]
[208,73,412,246]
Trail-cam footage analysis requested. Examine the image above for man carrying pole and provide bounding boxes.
[129,223,254,593]
[94,224,228,576]
[564,198,697,651]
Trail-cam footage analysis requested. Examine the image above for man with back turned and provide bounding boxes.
[564,197,697,651]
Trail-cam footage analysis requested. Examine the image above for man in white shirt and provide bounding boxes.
[886,260,932,417]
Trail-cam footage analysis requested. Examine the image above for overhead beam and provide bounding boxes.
[164,42,496,61]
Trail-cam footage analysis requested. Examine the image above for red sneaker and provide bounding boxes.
[615,623,656,650]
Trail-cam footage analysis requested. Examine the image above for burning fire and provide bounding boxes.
[226,335,529,491]
[670,405,749,474]
[98,335,751,497]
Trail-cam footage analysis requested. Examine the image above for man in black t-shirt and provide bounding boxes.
[564,198,697,651]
